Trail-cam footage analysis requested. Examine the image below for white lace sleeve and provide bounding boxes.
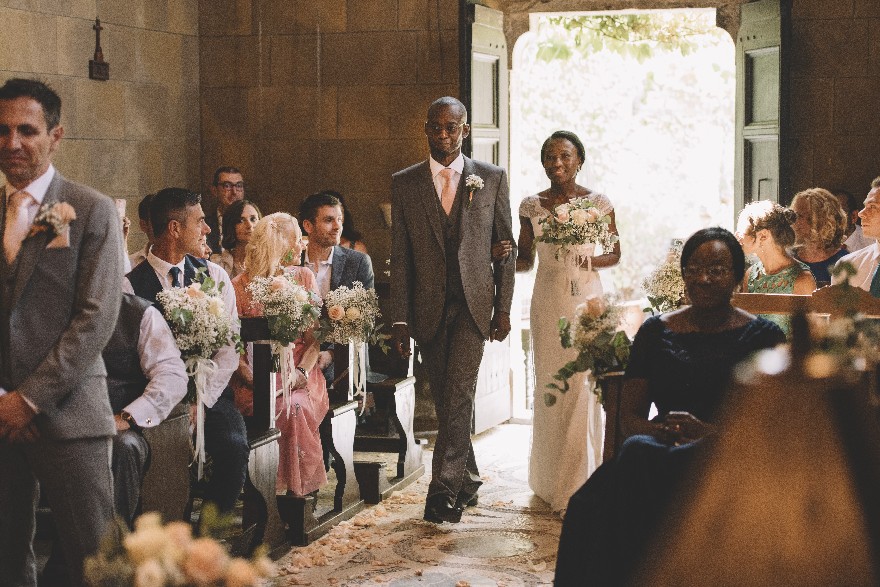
[518,195,545,218]
[589,192,614,216]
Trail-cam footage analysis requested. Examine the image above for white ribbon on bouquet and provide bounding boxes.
[185,356,217,480]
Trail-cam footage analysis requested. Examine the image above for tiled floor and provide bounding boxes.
[272,423,561,586]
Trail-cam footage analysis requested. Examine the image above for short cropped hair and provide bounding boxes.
[681,226,746,283]
[541,130,587,164]
[150,188,201,238]
[299,191,342,225]
[213,166,242,186]
[0,78,61,130]
[137,194,154,222]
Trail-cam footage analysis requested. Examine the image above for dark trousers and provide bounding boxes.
[203,393,249,513]
[419,301,485,504]
[111,429,150,528]
[0,437,113,587]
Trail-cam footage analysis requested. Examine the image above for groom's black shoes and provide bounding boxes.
[424,495,463,524]
[455,491,479,509]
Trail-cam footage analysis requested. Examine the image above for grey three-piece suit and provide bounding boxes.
[0,172,123,586]
[390,155,515,504]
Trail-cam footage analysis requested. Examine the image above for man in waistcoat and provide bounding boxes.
[389,97,515,523]
[0,78,123,586]
[123,187,248,514]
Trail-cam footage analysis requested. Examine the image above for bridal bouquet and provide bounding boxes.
[547,296,631,406]
[84,509,274,587]
[246,273,321,416]
[536,197,617,260]
[316,282,387,402]
[641,241,685,315]
[156,269,241,477]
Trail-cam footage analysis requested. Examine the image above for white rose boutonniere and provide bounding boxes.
[465,174,484,208]
[30,201,77,249]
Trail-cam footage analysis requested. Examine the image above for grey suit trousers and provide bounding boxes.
[0,436,113,587]
[419,301,484,503]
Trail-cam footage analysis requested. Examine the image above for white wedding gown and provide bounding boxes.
[521,193,612,513]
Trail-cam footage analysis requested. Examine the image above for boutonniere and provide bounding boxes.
[29,201,76,249]
[465,174,484,208]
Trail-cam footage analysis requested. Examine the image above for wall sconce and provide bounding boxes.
[379,203,392,228]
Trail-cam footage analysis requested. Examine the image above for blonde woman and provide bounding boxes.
[231,213,329,496]
[790,187,849,285]
[736,200,816,334]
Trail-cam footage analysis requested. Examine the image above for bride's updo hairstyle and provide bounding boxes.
[680,227,746,283]
[244,212,300,278]
[540,130,586,164]
[736,200,798,248]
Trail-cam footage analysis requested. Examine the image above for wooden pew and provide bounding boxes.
[733,284,880,318]
[140,403,191,522]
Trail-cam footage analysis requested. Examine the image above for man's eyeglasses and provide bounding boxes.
[682,265,732,280]
[217,181,245,191]
[426,122,466,135]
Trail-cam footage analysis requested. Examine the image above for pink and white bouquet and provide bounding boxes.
[84,510,274,587]
[537,197,617,261]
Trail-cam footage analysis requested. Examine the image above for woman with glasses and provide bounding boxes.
[211,199,261,279]
[790,187,849,286]
[554,227,784,586]
[736,200,815,334]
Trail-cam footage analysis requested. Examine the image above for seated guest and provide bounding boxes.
[338,191,369,254]
[104,293,188,526]
[206,166,246,254]
[129,193,154,269]
[211,198,261,279]
[833,177,880,293]
[790,187,849,285]
[231,213,329,496]
[833,187,873,252]
[735,200,816,334]
[123,187,249,514]
[554,227,785,587]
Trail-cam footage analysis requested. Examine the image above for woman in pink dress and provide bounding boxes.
[231,212,331,496]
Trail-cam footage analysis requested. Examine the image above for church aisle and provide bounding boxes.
[271,423,560,586]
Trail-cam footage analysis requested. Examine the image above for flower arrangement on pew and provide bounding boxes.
[156,269,242,478]
[316,282,388,403]
[246,273,322,416]
[642,239,686,315]
[536,197,617,295]
[547,295,631,406]
[84,508,274,587]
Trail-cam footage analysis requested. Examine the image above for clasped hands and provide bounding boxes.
[0,392,39,443]
[656,411,715,446]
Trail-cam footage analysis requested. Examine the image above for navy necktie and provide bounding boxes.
[169,266,182,288]
[870,263,880,298]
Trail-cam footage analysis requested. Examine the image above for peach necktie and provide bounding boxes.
[4,190,32,263]
[439,168,456,216]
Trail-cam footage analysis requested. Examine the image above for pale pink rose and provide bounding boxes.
[124,526,168,566]
[345,307,362,321]
[585,208,600,223]
[583,296,606,319]
[53,202,77,224]
[328,305,346,321]
[570,209,589,226]
[182,538,229,584]
[134,559,166,587]
[186,284,207,299]
[134,512,163,532]
[270,276,288,292]
[163,521,193,551]
[225,558,260,587]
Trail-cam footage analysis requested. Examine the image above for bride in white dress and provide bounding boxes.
[514,131,621,513]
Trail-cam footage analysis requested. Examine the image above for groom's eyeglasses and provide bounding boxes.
[426,122,466,135]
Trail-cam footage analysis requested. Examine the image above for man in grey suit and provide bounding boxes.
[0,78,123,586]
[390,97,515,523]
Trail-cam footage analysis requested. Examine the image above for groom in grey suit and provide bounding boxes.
[0,79,123,586]
[390,97,515,523]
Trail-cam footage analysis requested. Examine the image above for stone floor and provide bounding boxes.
[270,423,561,586]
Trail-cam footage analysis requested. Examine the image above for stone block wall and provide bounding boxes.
[0,0,201,253]
[199,0,461,271]
[788,0,880,199]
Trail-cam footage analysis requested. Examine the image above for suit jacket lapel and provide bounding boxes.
[10,174,60,308]
[330,246,345,290]
[458,156,475,234]
[419,162,445,253]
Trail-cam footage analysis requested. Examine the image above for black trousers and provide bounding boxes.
[202,391,249,513]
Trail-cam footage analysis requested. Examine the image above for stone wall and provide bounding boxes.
[199,0,461,269]
[0,0,201,252]
[789,0,880,198]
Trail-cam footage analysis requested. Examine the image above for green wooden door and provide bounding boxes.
[460,1,511,434]
[734,0,792,214]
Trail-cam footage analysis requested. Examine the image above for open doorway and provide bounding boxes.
[508,9,736,416]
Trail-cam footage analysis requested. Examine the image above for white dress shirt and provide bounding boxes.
[124,305,189,427]
[832,241,880,291]
[0,165,56,408]
[123,251,240,408]
[304,246,335,297]
[430,153,464,200]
